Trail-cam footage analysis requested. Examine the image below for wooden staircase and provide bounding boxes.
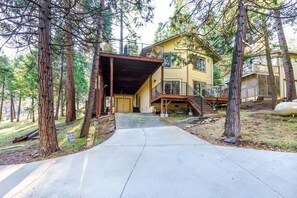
[187,96,217,115]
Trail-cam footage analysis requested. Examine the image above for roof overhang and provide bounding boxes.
[100,53,163,95]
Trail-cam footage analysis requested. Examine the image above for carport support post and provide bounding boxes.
[149,75,152,103]
[110,57,114,115]
[95,75,99,118]
[98,64,104,118]
[161,66,164,94]
[160,66,164,118]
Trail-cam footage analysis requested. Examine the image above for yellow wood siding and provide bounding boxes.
[137,35,217,114]
[154,103,188,112]
[134,76,154,113]
[152,36,214,89]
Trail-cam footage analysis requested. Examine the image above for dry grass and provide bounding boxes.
[167,110,297,152]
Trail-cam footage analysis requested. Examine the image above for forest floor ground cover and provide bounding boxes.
[164,108,297,153]
[0,114,115,165]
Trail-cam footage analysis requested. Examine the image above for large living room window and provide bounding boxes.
[193,56,206,72]
[163,53,178,68]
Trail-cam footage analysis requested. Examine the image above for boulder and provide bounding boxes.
[224,137,237,144]
[274,102,297,116]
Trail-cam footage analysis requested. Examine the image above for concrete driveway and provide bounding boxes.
[0,113,296,198]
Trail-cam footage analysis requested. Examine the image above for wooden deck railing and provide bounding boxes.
[151,81,218,114]
[152,81,228,99]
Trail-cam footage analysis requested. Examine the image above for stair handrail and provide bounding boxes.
[188,96,203,115]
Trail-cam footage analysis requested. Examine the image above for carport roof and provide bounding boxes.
[100,53,163,95]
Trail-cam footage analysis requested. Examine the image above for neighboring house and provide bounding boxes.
[93,33,224,118]
[224,50,297,102]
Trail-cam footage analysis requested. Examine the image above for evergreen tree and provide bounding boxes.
[153,22,170,43]
[0,55,11,123]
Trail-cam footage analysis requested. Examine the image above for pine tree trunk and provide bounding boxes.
[0,80,5,123]
[80,0,104,138]
[61,88,65,117]
[10,95,14,122]
[76,96,79,110]
[263,16,277,109]
[14,103,16,119]
[274,1,296,101]
[17,95,21,122]
[55,54,64,120]
[11,96,16,119]
[32,96,35,122]
[38,0,59,156]
[224,0,248,138]
[65,15,76,124]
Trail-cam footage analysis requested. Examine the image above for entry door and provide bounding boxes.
[117,98,130,112]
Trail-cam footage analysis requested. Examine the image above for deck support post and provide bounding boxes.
[200,97,203,115]
[165,99,171,117]
[160,98,164,117]
[164,100,168,117]
[110,57,114,115]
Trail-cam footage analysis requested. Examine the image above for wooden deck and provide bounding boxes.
[204,96,228,108]
[151,94,188,103]
[204,96,228,103]
[151,94,228,115]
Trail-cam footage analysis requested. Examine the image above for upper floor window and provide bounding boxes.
[193,57,206,72]
[164,53,178,68]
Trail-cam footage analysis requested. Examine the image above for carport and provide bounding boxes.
[94,53,163,117]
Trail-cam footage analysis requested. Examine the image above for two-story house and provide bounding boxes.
[224,50,297,102]
[138,34,223,116]
[94,33,224,118]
